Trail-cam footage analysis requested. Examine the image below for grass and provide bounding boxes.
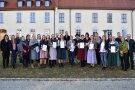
[0,54,135,78]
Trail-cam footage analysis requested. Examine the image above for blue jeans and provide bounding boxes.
[11,51,17,68]
[69,51,75,65]
[100,52,107,67]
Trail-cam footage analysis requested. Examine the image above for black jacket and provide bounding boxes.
[126,39,135,52]
[1,39,11,55]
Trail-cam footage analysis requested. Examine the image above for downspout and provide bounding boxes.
[69,9,71,35]
[54,10,55,35]
[131,10,134,39]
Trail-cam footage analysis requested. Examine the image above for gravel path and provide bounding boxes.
[0,79,135,90]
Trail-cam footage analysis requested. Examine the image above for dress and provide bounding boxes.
[108,42,118,67]
[87,49,97,64]
[29,39,38,60]
[57,40,66,59]
[49,39,58,60]
[40,40,48,59]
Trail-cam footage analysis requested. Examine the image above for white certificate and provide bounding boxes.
[80,43,84,48]
[42,45,47,51]
[35,46,40,53]
[60,41,65,48]
[89,44,94,49]
[53,42,57,48]
[111,46,116,53]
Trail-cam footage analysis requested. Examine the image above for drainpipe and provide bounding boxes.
[69,9,71,35]
[131,10,134,39]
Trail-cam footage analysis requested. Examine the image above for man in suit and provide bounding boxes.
[115,32,121,43]
[126,34,135,69]
[64,31,70,44]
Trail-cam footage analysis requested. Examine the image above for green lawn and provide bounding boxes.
[0,54,135,78]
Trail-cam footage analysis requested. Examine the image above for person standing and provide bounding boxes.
[29,34,38,68]
[126,34,135,69]
[115,32,121,43]
[22,36,29,67]
[57,34,66,67]
[25,34,30,64]
[108,36,119,68]
[49,34,58,68]
[77,35,86,67]
[1,35,11,68]
[10,35,18,69]
[39,35,48,68]
[99,35,108,70]
[64,31,70,44]
[67,35,75,66]
[119,37,128,71]
[87,35,97,67]
[95,33,101,65]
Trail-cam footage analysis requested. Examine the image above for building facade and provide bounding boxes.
[0,0,135,40]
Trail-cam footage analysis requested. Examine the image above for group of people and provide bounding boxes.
[0,31,135,71]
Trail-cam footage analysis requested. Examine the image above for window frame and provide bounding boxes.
[45,12,50,23]
[0,2,5,8]
[92,13,98,23]
[121,14,127,23]
[0,13,4,23]
[45,0,50,7]
[27,0,32,7]
[17,12,22,23]
[30,12,36,23]
[59,13,65,23]
[35,0,41,7]
[75,13,81,23]
[107,13,112,23]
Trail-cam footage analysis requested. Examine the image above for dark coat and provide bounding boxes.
[126,39,135,52]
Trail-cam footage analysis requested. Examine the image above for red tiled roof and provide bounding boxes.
[0,0,135,10]
[58,0,135,10]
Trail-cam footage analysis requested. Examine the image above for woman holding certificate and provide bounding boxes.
[29,34,38,68]
[49,34,58,68]
[87,35,97,67]
[40,35,48,68]
[57,34,66,67]
[99,35,108,70]
[108,36,119,68]
[119,37,128,71]
[77,35,86,67]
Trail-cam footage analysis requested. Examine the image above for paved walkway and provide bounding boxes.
[0,78,135,90]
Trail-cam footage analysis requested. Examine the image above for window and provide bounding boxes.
[121,14,127,23]
[0,2,5,8]
[45,0,50,7]
[18,0,23,7]
[92,13,98,23]
[59,13,64,23]
[27,0,32,7]
[36,0,41,7]
[30,12,35,23]
[75,13,81,23]
[76,29,81,36]
[45,12,50,23]
[93,29,97,36]
[17,12,22,23]
[0,13,3,23]
[107,30,112,38]
[107,13,112,23]
[59,29,64,35]
[122,29,127,38]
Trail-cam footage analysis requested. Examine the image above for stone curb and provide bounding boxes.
[0,78,135,81]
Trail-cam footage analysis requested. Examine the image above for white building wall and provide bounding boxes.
[0,10,54,37]
[71,10,132,38]
[0,9,134,39]
[55,9,70,35]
